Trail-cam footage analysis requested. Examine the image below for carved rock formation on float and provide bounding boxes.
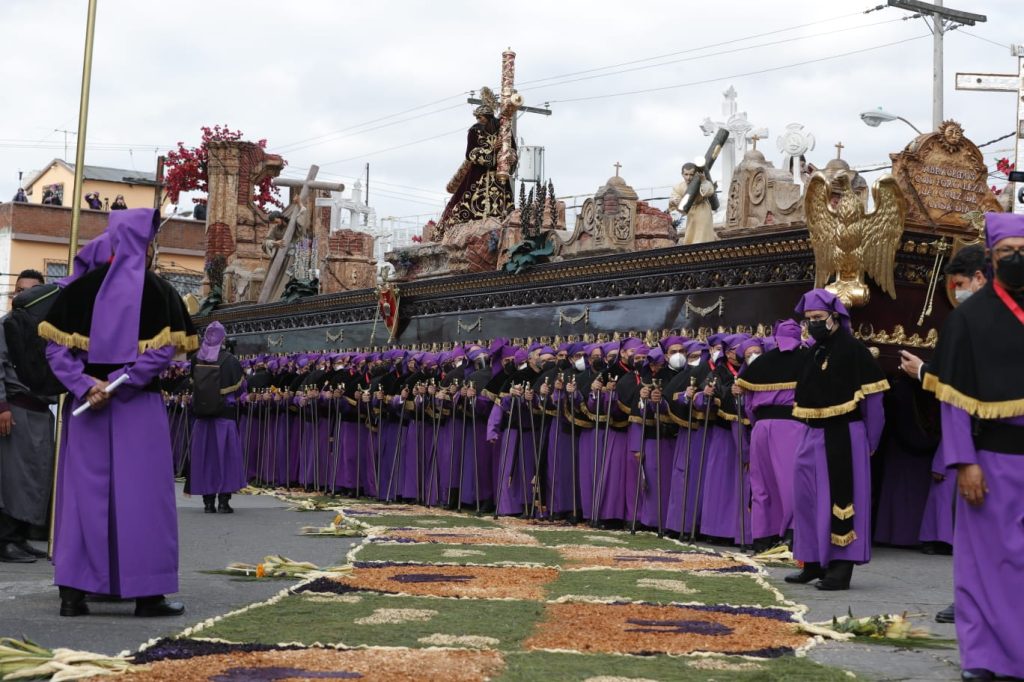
[725,148,804,229]
[889,120,1002,231]
[322,229,376,292]
[204,139,284,303]
[556,175,674,259]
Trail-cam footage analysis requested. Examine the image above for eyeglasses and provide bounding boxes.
[994,246,1024,259]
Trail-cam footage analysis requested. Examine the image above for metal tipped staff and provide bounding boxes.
[515,392,530,517]
[569,390,578,522]
[385,390,408,503]
[446,380,461,508]
[678,376,697,538]
[654,380,664,538]
[493,389,516,519]
[592,383,615,526]
[354,385,364,498]
[469,382,481,514]
[734,393,747,551]
[548,377,564,518]
[689,377,716,541]
[631,414,648,535]
[588,382,602,525]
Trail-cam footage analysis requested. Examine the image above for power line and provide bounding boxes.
[520,16,909,94]
[275,92,470,153]
[548,33,930,104]
[319,127,466,168]
[517,6,877,87]
[956,28,1010,50]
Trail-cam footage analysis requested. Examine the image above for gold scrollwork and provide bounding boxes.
[326,329,344,343]
[457,317,482,333]
[558,306,589,328]
[855,324,938,349]
[267,334,284,348]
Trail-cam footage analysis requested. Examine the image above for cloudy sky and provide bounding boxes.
[1,0,1021,227]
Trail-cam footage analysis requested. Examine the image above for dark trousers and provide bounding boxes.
[0,510,28,544]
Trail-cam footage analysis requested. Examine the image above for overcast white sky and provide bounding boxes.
[1,0,1021,226]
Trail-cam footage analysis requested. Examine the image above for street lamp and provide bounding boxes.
[860,108,924,135]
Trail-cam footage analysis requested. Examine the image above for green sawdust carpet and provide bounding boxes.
[128,498,852,681]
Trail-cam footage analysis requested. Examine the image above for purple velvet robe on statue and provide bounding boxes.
[943,405,1024,678]
[48,342,179,598]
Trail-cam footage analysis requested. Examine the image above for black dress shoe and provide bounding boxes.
[217,500,233,513]
[203,494,217,513]
[0,542,36,563]
[935,603,955,623]
[784,562,824,584]
[960,669,994,681]
[59,586,89,617]
[15,541,48,558]
[134,597,185,617]
[816,560,853,591]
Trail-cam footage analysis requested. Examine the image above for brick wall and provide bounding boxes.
[0,201,204,252]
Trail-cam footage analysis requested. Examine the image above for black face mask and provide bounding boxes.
[503,361,516,375]
[997,252,1024,289]
[556,357,571,370]
[370,365,388,378]
[807,319,832,342]
[591,359,607,372]
[541,360,557,373]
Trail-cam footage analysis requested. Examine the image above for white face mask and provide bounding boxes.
[687,358,701,367]
[573,357,586,372]
[668,352,686,370]
[518,362,528,371]
[954,288,973,304]
[745,352,761,364]
[711,349,722,362]
[454,358,464,368]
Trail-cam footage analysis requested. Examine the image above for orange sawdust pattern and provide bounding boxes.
[524,602,808,656]
[332,564,559,600]
[118,647,504,681]
[374,526,538,546]
[557,545,744,571]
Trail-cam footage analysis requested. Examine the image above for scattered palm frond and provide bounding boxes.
[800,610,952,648]
[301,513,366,537]
[0,637,136,681]
[749,543,795,566]
[220,555,352,580]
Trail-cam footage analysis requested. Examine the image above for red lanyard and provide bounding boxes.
[994,280,1024,326]
[724,362,739,378]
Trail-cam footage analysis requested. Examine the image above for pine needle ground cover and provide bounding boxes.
[129,499,851,681]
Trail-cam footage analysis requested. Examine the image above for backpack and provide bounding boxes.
[191,360,226,417]
[4,283,66,396]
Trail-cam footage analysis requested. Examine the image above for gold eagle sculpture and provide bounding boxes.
[804,172,906,308]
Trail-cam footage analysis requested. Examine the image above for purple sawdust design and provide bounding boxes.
[680,603,796,623]
[624,618,733,636]
[132,640,305,664]
[706,565,758,574]
[390,573,475,584]
[293,578,364,595]
[211,667,362,681]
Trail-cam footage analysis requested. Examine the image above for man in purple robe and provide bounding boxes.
[188,322,246,513]
[40,208,197,617]
[923,212,1024,681]
[784,289,886,591]
[736,320,809,552]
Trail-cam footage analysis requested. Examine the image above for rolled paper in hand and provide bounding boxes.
[72,372,131,417]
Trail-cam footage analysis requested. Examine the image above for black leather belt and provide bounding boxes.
[973,420,1024,455]
[755,405,798,421]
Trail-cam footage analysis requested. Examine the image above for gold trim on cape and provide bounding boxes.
[922,373,1024,419]
[735,378,798,392]
[831,503,855,521]
[39,321,198,355]
[792,379,890,419]
[830,530,858,547]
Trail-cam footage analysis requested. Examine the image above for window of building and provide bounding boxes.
[161,270,203,296]
[44,260,69,281]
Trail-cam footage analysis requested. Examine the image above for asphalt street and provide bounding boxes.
[0,486,959,680]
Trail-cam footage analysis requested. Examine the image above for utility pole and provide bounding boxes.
[887,0,987,131]
[956,44,1024,214]
[54,128,76,161]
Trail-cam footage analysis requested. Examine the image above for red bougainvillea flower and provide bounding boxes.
[163,124,284,211]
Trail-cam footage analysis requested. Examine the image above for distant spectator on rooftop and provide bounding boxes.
[110,195,128,211]
[12,188,27,203]
[41,187,61,206]
[84,192,102,210]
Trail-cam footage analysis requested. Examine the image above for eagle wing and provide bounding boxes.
[862,174,906,299]
[803,172,841,289]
